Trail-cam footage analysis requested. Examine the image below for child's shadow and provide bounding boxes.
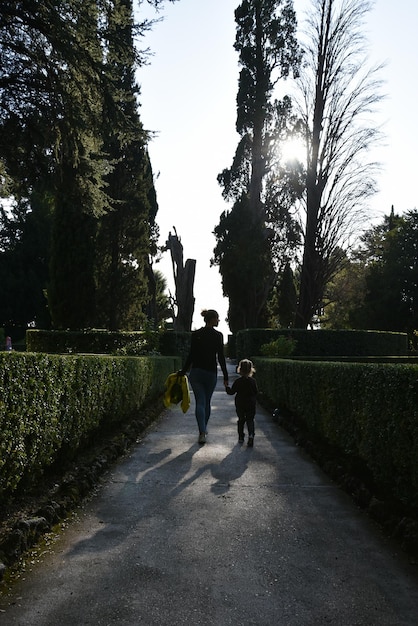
[166,443,252,499]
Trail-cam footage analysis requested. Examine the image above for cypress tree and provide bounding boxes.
[213,0,300,332]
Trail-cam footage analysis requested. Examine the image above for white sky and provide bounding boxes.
[137,0,418,337]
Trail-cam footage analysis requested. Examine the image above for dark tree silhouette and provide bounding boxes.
[164,229,196,332]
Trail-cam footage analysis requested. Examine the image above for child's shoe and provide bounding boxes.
[238,436,244,444]
[247,436,254,447]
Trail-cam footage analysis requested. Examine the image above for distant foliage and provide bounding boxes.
[260,335,297,357]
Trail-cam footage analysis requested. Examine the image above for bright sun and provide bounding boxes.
[281,138,306,164]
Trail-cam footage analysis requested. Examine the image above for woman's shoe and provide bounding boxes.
[198,433,206,444]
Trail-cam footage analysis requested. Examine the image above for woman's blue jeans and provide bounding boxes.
[189,368,217,434]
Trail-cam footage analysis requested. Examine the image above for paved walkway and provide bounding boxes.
[1,363,418,625]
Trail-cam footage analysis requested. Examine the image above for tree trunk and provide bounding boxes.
[295,2,329,329]
[295,181,321,328]
[166,230,196,332]
[175,258,196,332]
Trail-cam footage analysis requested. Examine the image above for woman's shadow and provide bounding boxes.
[168,442,251,498]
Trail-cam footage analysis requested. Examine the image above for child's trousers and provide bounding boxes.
[236,408,255,439]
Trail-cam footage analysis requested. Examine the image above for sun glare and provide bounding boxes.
[281,138,306,164]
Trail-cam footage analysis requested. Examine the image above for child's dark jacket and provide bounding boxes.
[226,376,258,412]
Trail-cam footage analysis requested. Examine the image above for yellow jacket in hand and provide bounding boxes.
[163,373,190,413]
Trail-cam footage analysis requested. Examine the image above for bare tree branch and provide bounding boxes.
[294,0,385,328]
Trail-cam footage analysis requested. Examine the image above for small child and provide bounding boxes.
[226,359,258,447]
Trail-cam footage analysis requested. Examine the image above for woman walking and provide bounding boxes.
[180,309,229,444]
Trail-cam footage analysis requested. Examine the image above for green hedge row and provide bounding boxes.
[237,329,408,361]
[159,331,191,361]
[0,352,180,499]
[254,357,418,512]
[26,329,192,360]
[26,329,149,354]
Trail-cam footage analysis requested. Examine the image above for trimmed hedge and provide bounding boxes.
[27,328,192,360]
[237,328,408,362]
[159,330,191,361]
[254,357,418,512]
[0,352,180,499]
[26,329,149,354]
